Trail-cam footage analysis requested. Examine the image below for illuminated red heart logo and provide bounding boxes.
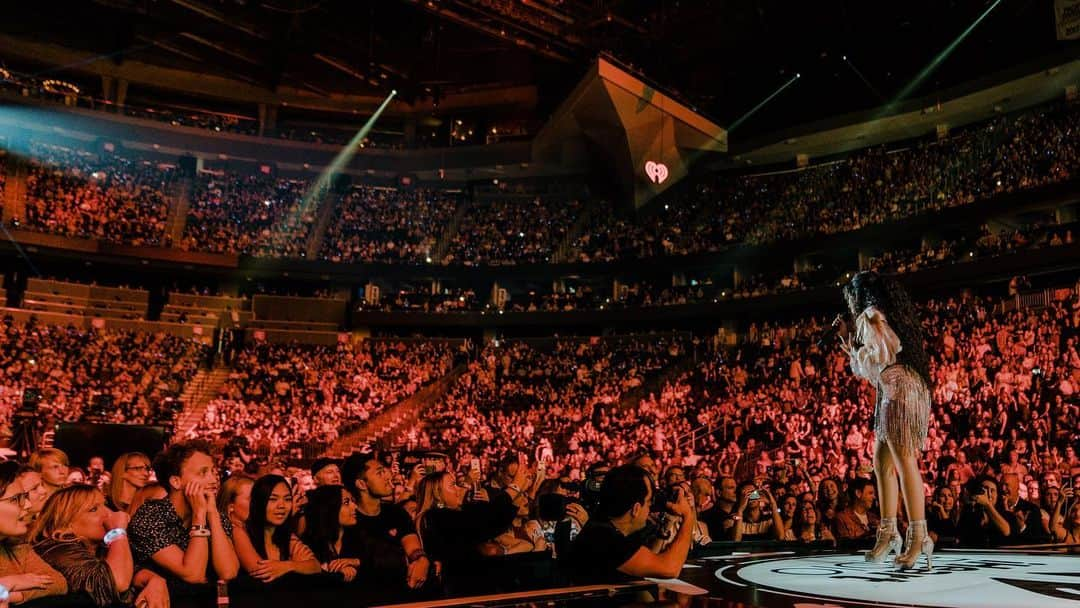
[645,161,669,184]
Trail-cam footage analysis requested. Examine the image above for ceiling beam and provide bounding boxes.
[168,0,271,40]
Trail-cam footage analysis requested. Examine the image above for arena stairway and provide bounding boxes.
[430,199,473,264]
[173,365,232,439]
[324,363,468,458]
[616,341,696,412]
[164,176,193,246]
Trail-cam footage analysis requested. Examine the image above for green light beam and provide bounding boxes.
[302,89,398,211]
[843,56,885,103]
[885,0,1002,111]
[728,74,801,132]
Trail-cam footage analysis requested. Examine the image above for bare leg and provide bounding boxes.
[866,439,902,562]
[892,443,932,569]
[874,439,899,519]
[891,446,925,521]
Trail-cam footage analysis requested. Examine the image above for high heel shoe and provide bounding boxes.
[865,517,902,563]
[895,519,934,571]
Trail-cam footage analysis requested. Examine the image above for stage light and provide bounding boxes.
[843,55,885,102]
[729,73,802,132]
[300,89,396,209]
[886,0,1002,110]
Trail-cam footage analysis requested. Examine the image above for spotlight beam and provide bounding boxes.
[843,56,885,103]
[886,0,1003,110]
[729,73,801,132]
[301,89,397,213]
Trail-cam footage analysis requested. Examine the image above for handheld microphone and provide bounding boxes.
[816,314,845,349]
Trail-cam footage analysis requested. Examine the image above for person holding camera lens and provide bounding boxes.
[958,476,1013,547]
[565,465,696,584]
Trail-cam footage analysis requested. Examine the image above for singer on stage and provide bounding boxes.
[840,271,933,570]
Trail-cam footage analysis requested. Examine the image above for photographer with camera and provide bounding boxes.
[578,463,609,516]
[958,476,1013,547]
[566,465,695,584]
[533,480,589,559]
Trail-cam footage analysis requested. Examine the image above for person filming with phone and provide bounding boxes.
[565,464,696,584]
[731,482,785,542]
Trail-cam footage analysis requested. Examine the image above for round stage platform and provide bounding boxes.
[678,548,1080,607]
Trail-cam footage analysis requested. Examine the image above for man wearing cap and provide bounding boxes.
[311,458,342,487]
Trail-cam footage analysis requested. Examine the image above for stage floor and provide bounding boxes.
[678,548,1080,607]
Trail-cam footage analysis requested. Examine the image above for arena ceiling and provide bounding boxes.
[0,0,1073,137]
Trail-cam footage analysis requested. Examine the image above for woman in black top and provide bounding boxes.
[300,486,361,582]
[927,485,962,545]
[958,476,1014,547]
[414,471,517,593]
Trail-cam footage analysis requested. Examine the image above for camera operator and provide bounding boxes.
[578,463,609,516]
[958,476,1013,547]
[654,480,711,550]
[566,465,696,584]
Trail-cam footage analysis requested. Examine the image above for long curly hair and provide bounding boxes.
[842,271,931,386]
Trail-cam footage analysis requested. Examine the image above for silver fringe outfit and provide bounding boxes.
[848,306,930,454]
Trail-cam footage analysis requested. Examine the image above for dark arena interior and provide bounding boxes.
[0,1,1078,607]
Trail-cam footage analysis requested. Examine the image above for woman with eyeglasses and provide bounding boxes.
[108,453,153,513]
[232,475,321,586]
[0,461,68,604]
[14,467,48,519]
[31,485,169,608]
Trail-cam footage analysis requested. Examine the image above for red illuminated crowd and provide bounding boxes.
[5,100,1074,269]
[0,286,1077,605]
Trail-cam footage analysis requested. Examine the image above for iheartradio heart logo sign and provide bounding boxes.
[645,160,669,184]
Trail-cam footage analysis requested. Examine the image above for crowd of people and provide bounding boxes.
[569,100,1080,263]
[180,173,318,258]
[319,186,459,265]
[189,340,458,455]
[359,214,1076,314]
[0,281,1076,605]
[2,100,1076,275]
[0,318,207,432]
[396,335,690,471]
[21,144,173,247]
[358,286,482,313]
[868,220,1075,276]
[386,287,1080,552]
[441,198,583,265]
